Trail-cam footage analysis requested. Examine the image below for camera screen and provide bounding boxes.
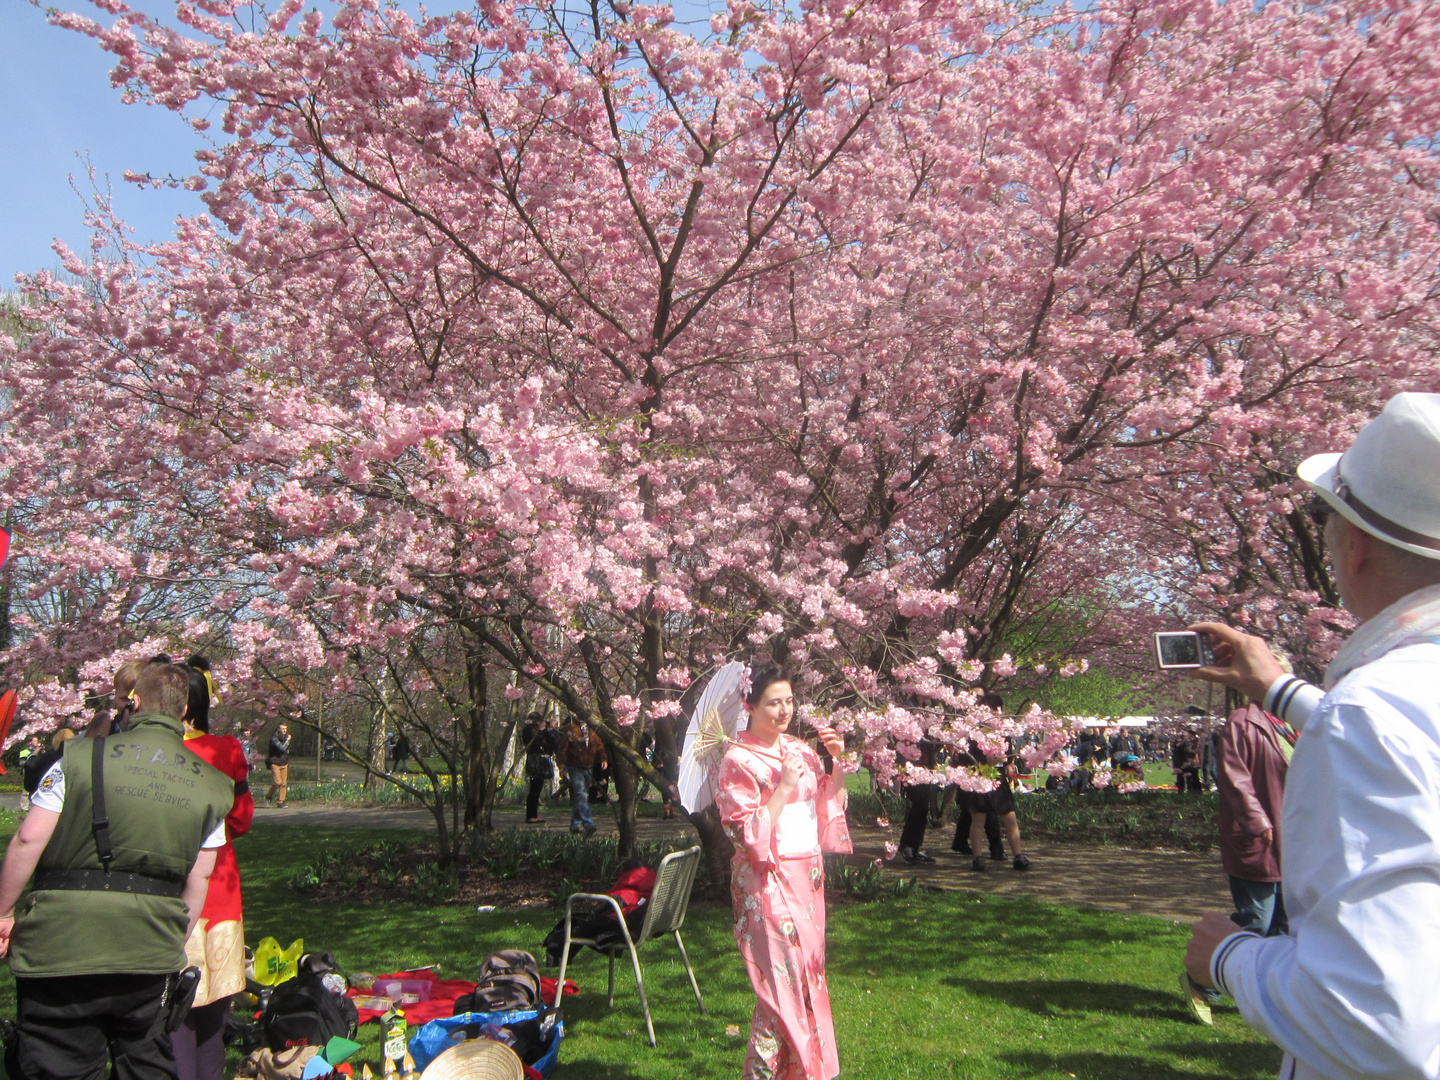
[1157,633,1202,666]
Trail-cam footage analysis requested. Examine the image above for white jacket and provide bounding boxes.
[1212,647,1440,1079]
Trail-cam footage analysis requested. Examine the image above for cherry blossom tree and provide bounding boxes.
[2,0,1437,874]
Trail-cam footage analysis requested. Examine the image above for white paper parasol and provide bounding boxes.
[676,661,749,815]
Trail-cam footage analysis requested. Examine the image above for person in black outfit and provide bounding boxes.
[963,739,1031,872]
[952,693,1005,859]
[1173,724,1204,792]
[391,731,412,774]
[521,713,558,823]
[1109,727,1139,762]
[898,732,941,864]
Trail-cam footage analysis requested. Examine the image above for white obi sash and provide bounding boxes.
[776,798,819,858]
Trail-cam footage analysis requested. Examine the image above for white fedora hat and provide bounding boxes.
[1298,392,1440,560]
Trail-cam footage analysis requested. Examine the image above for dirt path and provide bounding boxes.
[249,800,1230,923]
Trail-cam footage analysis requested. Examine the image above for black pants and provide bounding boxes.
[899,784,935,852]
[10,973,177,1080]
[526,775,547,819]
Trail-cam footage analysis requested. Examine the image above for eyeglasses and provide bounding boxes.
[1306,494,1332,529]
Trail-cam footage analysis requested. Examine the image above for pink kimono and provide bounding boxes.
[716,731,853,1080]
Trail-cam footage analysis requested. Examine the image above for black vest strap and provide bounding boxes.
[92,735,113,872]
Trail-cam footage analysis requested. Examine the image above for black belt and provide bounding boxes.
[33,869,185,898]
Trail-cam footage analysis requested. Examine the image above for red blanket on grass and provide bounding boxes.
[348,971,577,1026]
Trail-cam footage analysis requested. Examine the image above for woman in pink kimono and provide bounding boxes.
[716,665,853,1080]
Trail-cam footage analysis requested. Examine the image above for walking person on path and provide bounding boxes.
[1183,392,1440,1079]
[521,713,558,824]
[391,731,411,774]
[715,664,853,1080]
[557,716,606,837]
[265,723,290,808]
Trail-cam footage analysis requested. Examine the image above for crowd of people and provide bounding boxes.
[2,393,1438,1080]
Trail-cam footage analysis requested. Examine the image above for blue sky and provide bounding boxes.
[0,1,212,285]
[0,0,727,288]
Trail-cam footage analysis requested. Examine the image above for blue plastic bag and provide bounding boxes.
[407,1010,562,1078]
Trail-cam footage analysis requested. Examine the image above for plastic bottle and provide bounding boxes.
[382,1008,407,1064]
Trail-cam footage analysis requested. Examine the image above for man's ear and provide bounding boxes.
[1338,516,1377,580]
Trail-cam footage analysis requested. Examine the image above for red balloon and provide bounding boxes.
[0,528,9,573]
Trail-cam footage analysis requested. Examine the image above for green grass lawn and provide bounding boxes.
[0,818,1278,1078]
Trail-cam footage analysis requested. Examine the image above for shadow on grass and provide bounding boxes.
[824,887,1190,987]
[997,1049,1279,1080]
[943,977,1193,1023]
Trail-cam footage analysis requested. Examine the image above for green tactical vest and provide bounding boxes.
[9,714,235,977]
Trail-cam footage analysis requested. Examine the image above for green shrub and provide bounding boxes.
[844,788,906,828]
[1016,788,1220,850]
[824,855,918,902]
[412,862,460,903]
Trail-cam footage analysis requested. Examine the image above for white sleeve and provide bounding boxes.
[1263,674,1324,731]
[201,821,227,850]
[30,762,65,813]
[1215,699,1440,1079]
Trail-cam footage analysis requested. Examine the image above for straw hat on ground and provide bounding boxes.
[417,1039,523,1080]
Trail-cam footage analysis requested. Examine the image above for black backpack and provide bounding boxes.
[261,971,358,1051]
[453,950,543,1014]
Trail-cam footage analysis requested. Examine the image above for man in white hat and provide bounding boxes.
[1182,392,1440,1079]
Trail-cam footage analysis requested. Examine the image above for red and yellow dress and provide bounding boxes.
[183,733,254,1005]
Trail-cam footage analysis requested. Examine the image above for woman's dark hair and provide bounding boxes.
[744,664,791,707]
[186,654,211,672]
[183,663,212,733]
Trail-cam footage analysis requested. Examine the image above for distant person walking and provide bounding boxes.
[265,723,291,807]
[391,731,411,774]
[521,713,558,824]
[557,717,606,837]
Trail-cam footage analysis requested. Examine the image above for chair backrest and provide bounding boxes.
[634,845,702,945]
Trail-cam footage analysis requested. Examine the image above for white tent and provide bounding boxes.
[1072,716,1154,728]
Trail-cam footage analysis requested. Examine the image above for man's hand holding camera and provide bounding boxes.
[1186,622,1285,703]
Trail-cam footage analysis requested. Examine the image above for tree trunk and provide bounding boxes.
[464,640,492,830]
[429,779,454,864]
[365,701,386,790]
[689,804,732,896]
[611,737,640,857]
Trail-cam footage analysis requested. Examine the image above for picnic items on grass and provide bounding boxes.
[347,971,576,1027]
[408,1012,559,1080]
